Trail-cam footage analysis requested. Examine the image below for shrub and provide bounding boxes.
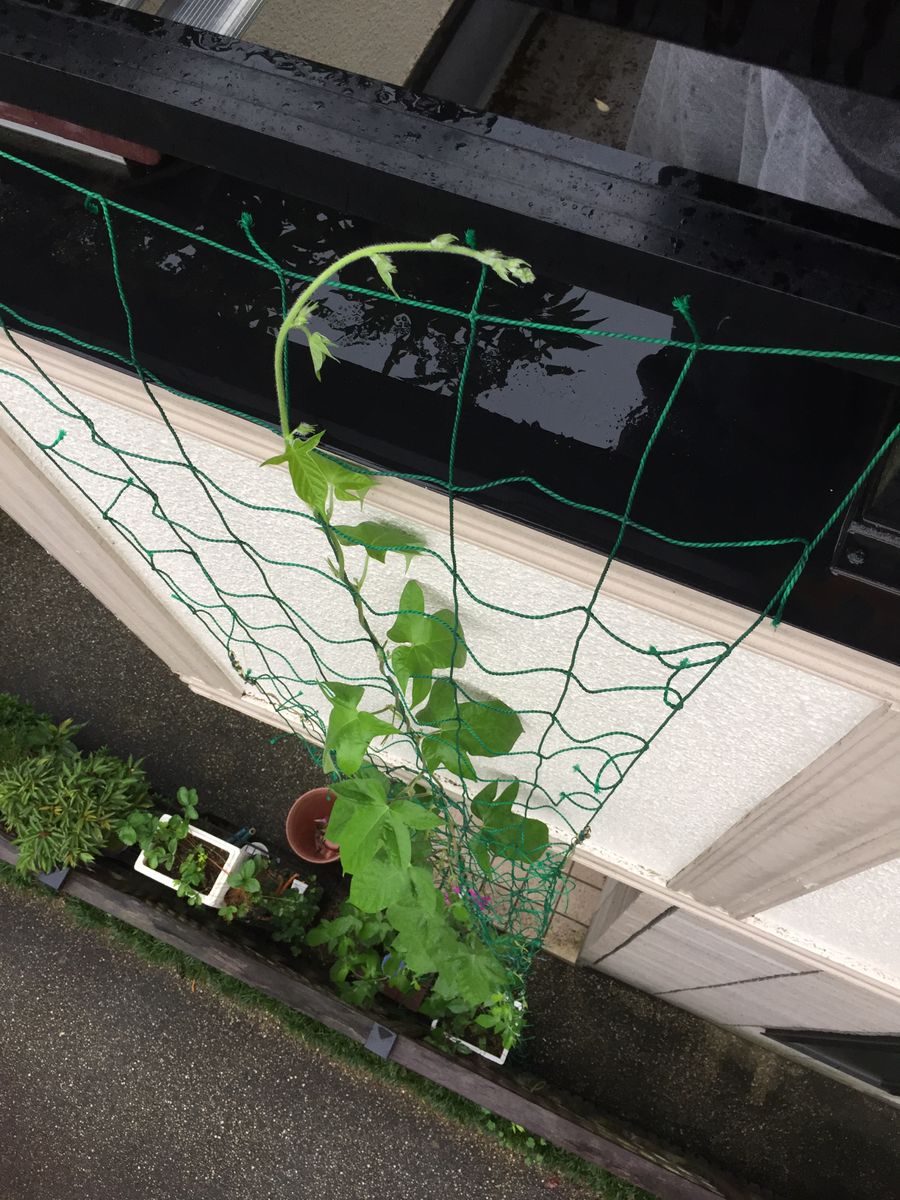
[0,692,79,768]
[0,747,150,875]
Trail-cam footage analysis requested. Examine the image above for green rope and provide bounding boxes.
[0,142,897,979]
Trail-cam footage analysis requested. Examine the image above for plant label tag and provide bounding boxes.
[37,866,70,891]
[365,1023,397,1060]
[290,879,309,894]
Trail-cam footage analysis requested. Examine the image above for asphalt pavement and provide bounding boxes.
[0,877,590,1200]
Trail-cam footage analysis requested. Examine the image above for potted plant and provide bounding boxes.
[218,856,322,957]
[429,993,526,1066]
[285,786,339,863]
[307,899,429,1010]
[122,786,251,909]
[262,235,553,1058]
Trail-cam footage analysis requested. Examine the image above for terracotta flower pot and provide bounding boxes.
[285,787,340,864]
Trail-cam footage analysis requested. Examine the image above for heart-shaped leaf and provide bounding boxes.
[334,522,425,567]
[320,681,398,774]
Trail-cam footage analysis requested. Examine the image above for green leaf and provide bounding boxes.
[331,773,391,808]
[263,431,330,514]
[331,798,392,875]
[455,699,522,757]
[416,678,456,726]
[333,522,425,566]
[118,824,137,846]
[470,780,548,864]
[370,252,399,296]
[484,816,547,863]
[306,915,355,947]
[431,233,458,247]
[471,835,494,876]
[472,781,518,824]
[475,248,536,285]
[418,683,522,758]
[421,733,477,781]
[453,949,507,1009]
[390,798,441,832]
[318,456,377,505]
[321,681,366,708]
[305,330,338,380]
[348,853,410,912]
[325,711,397,778]
[386,580,428,643]
[328,772,413,877]
[391,645,435,707]
[320,682,398,775]
[387,582,465,664]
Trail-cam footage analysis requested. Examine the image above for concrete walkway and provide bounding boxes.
[0,876,591,1200]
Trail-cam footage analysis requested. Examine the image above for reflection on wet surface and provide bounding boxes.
[475,292,671,449]
[305,260,673,453]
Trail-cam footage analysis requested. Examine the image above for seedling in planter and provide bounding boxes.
[218,858,322,948]
[175,844,208,907]
[307,901,422,1008]
[262,882,322,955]
[119,786,200,871]
[218,856,264,921]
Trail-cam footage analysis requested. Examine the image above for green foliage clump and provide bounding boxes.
[119,785,200,871]
[258,879,323,956]
[0,692,80,769]
[0,743,149,875]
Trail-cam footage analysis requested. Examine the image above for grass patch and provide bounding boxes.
[0,861,652,1198]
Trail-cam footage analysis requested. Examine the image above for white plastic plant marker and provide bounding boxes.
[133,816,250,908]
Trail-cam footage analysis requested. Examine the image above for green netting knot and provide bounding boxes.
[672,294,691,317]
[239,211,254,233]
[672,294,701,344]
[465,228,477,249]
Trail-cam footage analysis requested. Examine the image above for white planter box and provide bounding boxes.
[430,1000,523,1066]
[133,816,249,909]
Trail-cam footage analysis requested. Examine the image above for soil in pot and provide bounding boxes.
[159,833,228,892]
[381,980,430,1012]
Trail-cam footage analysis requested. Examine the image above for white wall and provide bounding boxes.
[0,357,879,892]
[752,858,900,988]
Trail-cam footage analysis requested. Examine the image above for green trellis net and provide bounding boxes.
[1,145,898,986]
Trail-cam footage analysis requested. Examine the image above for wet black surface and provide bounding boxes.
[4,506,900,1200]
